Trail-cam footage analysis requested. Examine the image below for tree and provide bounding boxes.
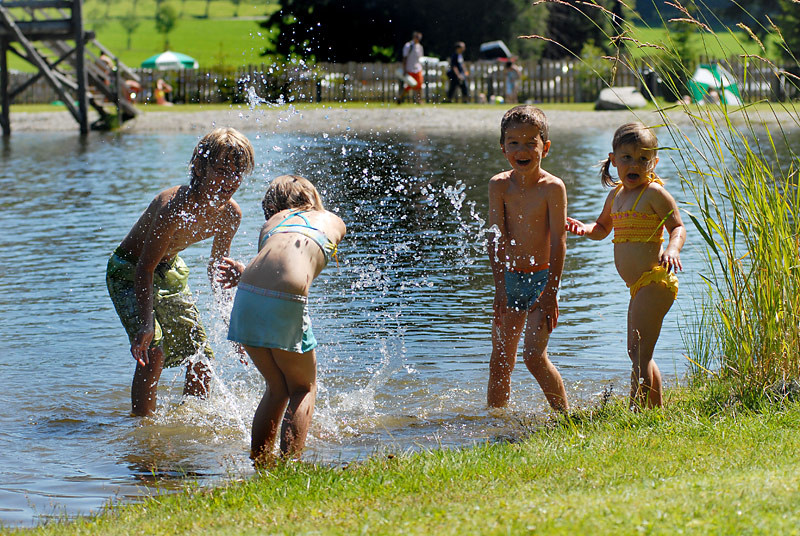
[120,12,140,50]
[88,8,108,33]
[509,1,548,60]
[229,0,241,18]
[155,4,178,51]
[541,0,615,59]
[103,0,116,18]
[776,0,800,62]
[203,0,214,19]
[259,0,547,62]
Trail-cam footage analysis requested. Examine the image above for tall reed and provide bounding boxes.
[530,0,800,405]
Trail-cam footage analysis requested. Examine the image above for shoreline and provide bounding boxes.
[9,104,795,136]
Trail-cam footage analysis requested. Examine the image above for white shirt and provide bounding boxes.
[402,41,424,73]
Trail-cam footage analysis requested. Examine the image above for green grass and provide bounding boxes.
[13,394,800,535]
[6,0,278,72]
[627,26,776,60]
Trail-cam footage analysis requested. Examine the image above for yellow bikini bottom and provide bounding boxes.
[628,265,679,299]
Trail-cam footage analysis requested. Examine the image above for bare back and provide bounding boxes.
[240,209,346,296]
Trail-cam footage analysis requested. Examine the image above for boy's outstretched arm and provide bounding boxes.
[208,200,242,285]
[216,257,245,288]
[538,181,567,332]
[131,212,176,366]
[487,176,509,313]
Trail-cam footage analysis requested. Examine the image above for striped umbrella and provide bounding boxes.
[141,51,198,70]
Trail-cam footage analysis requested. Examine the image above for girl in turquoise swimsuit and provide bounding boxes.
[217,174,346,465]
[566,123,686,409]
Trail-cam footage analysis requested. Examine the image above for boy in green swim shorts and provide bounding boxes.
[106,127,255,416]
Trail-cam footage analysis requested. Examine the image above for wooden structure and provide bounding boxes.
[0,0,139,135]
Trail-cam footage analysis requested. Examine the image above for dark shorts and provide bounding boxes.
[504,268,550,311]
[106,248,213,368]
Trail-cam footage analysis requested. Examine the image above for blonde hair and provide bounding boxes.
[189,127,255,188]
[601,122,660,187]
[500,105,549,145]
[262,174,324,219]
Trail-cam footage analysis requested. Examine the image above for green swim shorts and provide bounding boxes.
[106,247,214,368]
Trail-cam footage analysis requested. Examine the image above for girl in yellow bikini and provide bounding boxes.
[566,122,686,409]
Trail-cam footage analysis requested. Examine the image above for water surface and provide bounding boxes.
[0,115,707,526]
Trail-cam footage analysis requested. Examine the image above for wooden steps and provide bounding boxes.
[0,0,139,134]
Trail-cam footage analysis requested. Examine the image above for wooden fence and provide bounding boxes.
[7,57,791,106]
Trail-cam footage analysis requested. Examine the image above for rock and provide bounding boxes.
[595,86,648,111]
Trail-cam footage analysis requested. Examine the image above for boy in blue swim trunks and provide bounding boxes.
[106,127,255,416]
[486,105,569,412]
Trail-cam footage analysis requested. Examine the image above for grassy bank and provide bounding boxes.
[11,393,800,535]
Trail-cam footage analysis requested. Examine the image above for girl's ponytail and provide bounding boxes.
[600,157,616,187]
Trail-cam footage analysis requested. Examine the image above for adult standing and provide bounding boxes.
[398,31,424,104]
[447,41,470,103]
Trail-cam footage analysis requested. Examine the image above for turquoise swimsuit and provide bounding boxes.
[260,209,337,265]
[228,209,337,353]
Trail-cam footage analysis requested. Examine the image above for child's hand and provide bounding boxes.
[217,257,245,288]
[536,291,559,333]
[660,248,682,273]
[493,287,508,316]
[565,217,587,236]
[131,327,154,366]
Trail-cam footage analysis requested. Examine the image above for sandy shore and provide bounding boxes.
[9,105,795,136]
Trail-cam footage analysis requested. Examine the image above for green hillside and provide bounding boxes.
[5,0,776,75]
[8,0,279,72]
[628,25,775,60]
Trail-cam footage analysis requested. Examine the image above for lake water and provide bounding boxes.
[0,111,708,526]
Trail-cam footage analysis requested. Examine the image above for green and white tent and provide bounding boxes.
[688,63,742,105]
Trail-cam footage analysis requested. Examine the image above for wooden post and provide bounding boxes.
[73,0,88,133]
[1,38,9,136]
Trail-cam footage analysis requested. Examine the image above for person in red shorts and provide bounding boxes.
[398,31,424,104]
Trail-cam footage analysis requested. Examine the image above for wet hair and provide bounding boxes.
[189,127,255,188]
[601,122,660,187]
[500,105,549,145]
[262,174,325,220]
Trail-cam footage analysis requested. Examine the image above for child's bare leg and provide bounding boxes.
[246,345,289,464]
[627,284,673,409]
[488,309,526,407]
[131,346,165,416]
[522,308,568,412]
[183,359,211,398]
[272,348,317,458]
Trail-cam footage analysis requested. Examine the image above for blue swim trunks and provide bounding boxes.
[227,283,317,354]
[504,268,550,311]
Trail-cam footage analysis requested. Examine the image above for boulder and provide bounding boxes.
[594,86,648,110]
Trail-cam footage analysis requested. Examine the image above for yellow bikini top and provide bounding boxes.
[610,179,665,244]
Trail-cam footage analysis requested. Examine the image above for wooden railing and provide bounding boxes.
[7,57,791,106]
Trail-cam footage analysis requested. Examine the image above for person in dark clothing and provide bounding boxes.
[447,41,470,103]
